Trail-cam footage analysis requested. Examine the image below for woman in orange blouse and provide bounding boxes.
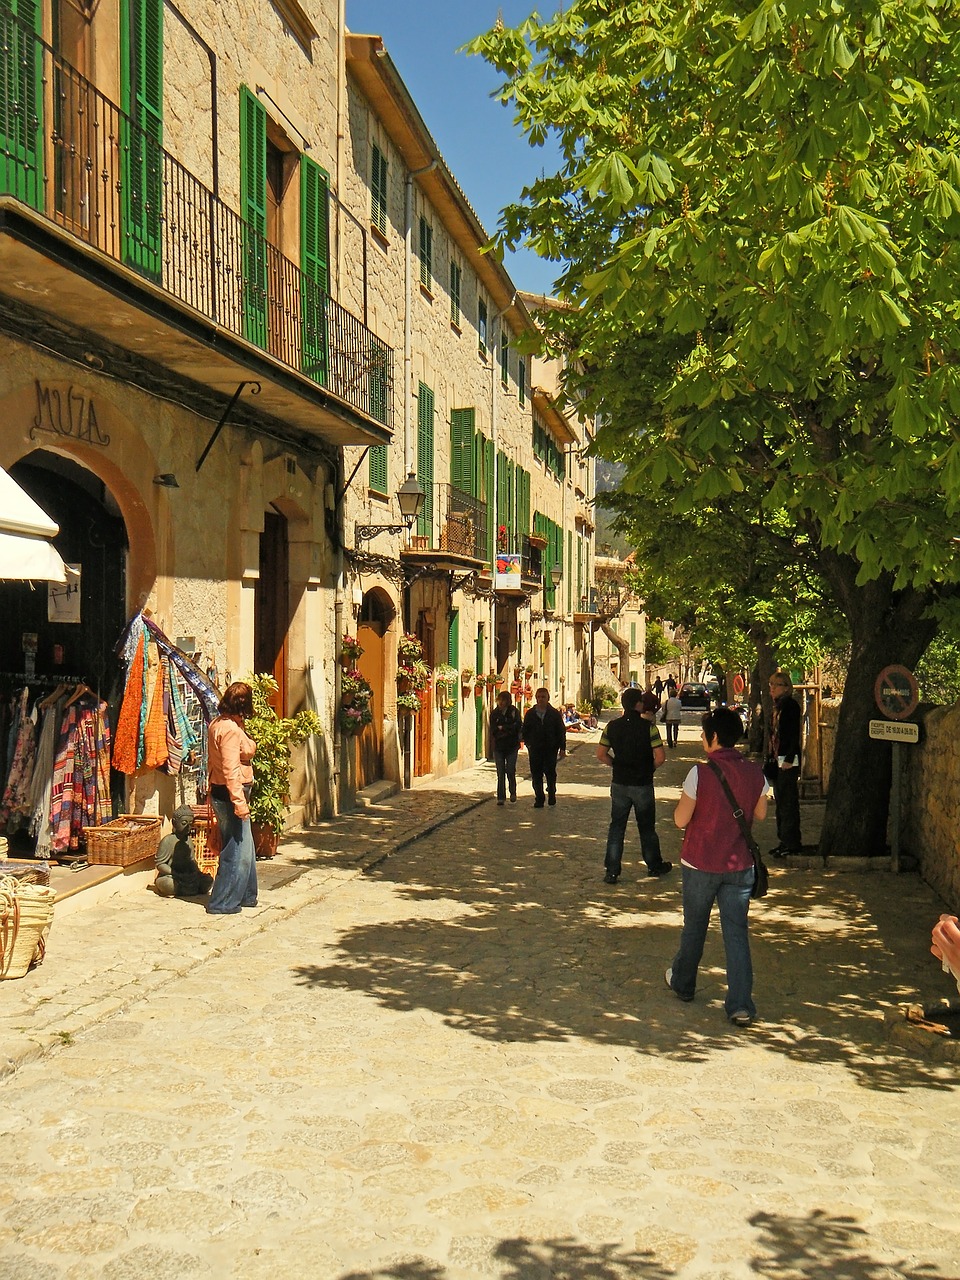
[206,681,258,915]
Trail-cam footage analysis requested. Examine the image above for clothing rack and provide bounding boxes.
[0,672,87,687]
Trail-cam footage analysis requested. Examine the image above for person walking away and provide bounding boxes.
[666,674,678,697]
[767,670,802,857]
[597,689,671,884]
[653,676,664,707]
[206,681,258,915]
[521,688,566,807]
[662,688,682,748]
[665,706,769,1026]
[490,690,522,805]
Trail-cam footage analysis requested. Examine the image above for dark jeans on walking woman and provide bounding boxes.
[494,747,518,803]
[669,865,755,1018]
[207,785,257,915]
[604,782,662,878]
[664,719,680,748]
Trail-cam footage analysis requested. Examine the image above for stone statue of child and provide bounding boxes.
[154,804,213,898]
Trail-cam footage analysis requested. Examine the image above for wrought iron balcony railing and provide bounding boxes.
[409,483,487,561]
[0,9,393,426]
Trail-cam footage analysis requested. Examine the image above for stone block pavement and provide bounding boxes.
[0,719,958,1278]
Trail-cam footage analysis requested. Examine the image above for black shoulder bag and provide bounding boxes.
[705,759,769,899]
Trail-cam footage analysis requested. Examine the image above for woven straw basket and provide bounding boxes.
[0,876,55,980]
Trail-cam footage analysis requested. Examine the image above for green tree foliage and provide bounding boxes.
[644,618,681,669]
[471,1,960,856]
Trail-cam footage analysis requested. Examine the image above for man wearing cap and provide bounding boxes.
[596,688,672,884]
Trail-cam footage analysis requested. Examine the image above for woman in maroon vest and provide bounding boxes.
[665,707,768,1026]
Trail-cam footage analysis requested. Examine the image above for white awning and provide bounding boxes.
[0,466,70,583]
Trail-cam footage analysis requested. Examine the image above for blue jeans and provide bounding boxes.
[604,783,662,875]
[670,865,756,1017]
[494,748,518,801]
[207,797,257,914]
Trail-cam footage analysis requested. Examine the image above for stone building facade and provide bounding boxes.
[0,0,595,828]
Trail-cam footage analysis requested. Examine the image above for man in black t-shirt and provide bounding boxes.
[596,689,671,883]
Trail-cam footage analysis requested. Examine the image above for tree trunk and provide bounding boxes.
[817,567,938,859]
[600,622,630,685]
[748,626,776,755]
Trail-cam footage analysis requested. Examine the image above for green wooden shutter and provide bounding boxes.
[416,383,434,538]
[0,0,43,208]
[450,408,474,493]
[484,437,495,561]
[496,450,509,547]
[371,143,387,234]
[369,446,388,494]
[567,529,573,613]
[301,155,330,385]
[368,336,389,425]
[239,85,268,347]
[121,0,163,279]
[418,215,432,289]
[447,611,459,764]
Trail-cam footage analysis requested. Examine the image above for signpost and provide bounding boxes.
[873,665,920,872]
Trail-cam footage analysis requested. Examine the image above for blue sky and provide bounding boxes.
[346,1,563,297]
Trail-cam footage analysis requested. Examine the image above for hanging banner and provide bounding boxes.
[495,553,522,591]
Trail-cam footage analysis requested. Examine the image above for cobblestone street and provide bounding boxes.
[0,725,958,1279]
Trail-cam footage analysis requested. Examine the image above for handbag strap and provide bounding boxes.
[704,759,760,857]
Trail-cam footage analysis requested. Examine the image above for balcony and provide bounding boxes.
[405,483,487,564]
[0,11,393,445]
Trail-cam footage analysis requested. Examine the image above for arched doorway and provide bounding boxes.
[0,452,128,697]
[356,588,394,788]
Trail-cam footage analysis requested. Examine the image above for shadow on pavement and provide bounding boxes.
[334,1208,951,1279]
[293,731,955,1097]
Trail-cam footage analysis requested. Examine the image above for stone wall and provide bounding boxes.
[815,697,960,913]
[902,702,960,913]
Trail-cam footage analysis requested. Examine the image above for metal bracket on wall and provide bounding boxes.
[449,570,478,595]
[195,382,261,473]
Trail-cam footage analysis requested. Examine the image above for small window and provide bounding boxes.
[450,260,461,327]
[478,298,488,359]
[500,329,509,387]
[518,356,526,407]
[371,143,388,235]
[418,215,433,290]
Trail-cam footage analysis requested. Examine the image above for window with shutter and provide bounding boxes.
[300,155,329,385]
[478,298,487,359]
[0,1,43,208]
[121,0,163,279]
[418,215,432,291]
[368,336,389,425]
[518,356,526,408]
[371,142,388,235]
[416,383,435,539]
[450,260,461,327]
[239,85,268,347]
[450,408,475,495]
[369,445,388,495]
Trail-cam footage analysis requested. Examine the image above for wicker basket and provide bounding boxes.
[190,805,220,876]
[0,876,56,980]
[84,815,162,867]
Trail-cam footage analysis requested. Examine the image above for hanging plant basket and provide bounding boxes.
[474,681,485,698]
[341,691,354,706]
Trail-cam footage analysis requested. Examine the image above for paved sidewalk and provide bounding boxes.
[0,738,517,1079]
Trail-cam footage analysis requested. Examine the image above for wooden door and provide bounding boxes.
[355,621,384,788]
[254,510,288,714]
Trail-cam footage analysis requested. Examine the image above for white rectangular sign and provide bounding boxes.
[869,719,919,743]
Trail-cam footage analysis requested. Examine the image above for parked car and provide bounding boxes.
[679,682,711,709]
[704,679,720,700]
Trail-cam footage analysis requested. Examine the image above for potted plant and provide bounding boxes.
[485,670,504,690]
[398,632,423,660]
[340,633,364,665]
[246,673,323,859]
[396,690,422,716]
[460,666,474,687]
[339,667,373,735]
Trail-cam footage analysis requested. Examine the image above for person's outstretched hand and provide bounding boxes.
[931,914,960,977]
